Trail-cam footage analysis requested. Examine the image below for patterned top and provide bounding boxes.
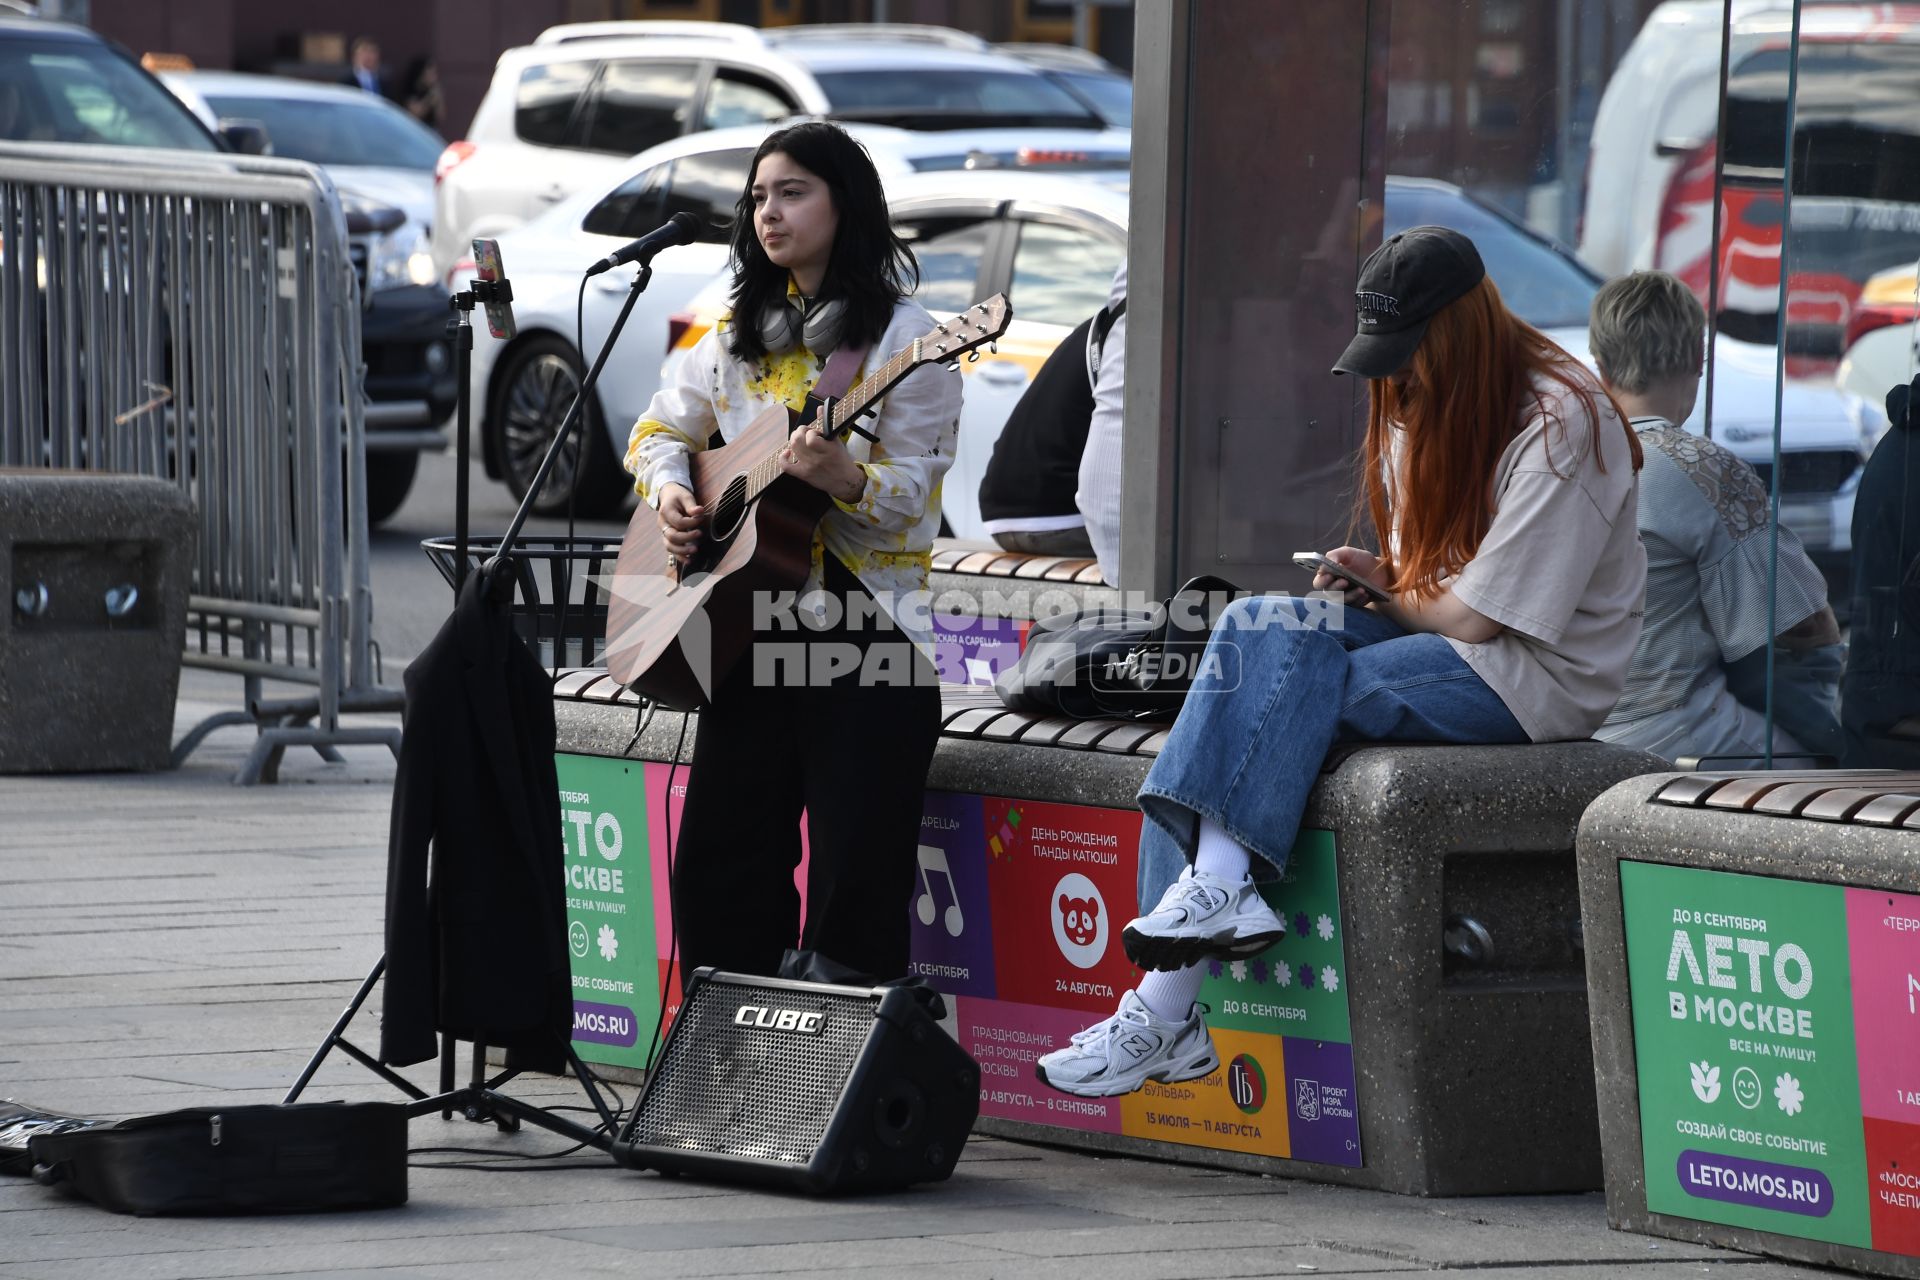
[623,291,962,652]
[1601,416,1828,724]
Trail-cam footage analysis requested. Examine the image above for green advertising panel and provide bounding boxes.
[556,754,661,1070]
[1202,831,1351,1045]
[1621,861,1868,1248]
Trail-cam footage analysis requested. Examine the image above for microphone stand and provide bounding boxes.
[284,259,669,1160]
[483,261,655,599]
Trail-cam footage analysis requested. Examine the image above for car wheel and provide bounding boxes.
[365,451,419,527]
[492,335,628,518]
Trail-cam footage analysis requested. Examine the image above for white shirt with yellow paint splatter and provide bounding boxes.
[623,297,963,653]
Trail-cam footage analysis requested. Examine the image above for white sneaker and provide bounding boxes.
[1034,990,1220,1098]
[1122,866,1287,970]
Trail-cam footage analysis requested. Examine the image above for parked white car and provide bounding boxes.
[459,122,1129,515]
[431,20,1119,283]
[657,173,1883,566]
[663,169,1127,538]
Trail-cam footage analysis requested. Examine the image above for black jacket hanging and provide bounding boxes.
[379,568,571,1071]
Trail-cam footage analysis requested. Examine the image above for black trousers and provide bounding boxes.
[669,560,940,989]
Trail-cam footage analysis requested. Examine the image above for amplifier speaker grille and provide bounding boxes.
[618,969,980,1193]
[627,977,879,1163]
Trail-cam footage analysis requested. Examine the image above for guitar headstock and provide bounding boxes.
[918,294,1013,370]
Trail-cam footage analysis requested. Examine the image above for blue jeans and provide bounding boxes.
[1136,595,1527,905]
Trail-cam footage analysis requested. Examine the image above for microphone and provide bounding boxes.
[585,212,702,277]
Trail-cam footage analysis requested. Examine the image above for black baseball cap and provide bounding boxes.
[1332,226,1486,379]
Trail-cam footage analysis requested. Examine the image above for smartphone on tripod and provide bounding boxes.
[471,238,516,340]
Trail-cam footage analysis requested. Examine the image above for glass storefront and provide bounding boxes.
[1150,0,1919,771]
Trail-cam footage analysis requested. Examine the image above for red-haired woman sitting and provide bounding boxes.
[1037,226,1648,1097]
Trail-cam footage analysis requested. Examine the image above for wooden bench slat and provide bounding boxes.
[1042,559,1096,582]
[1855,793,1920,826]
[1014,717,1081,747]
[953,551,1003,575]
[1058,719,1126,749]
[944,707,1003,737]
[980,712,1038,742]
[1653,775,1738,807]
[1797,787,1895,823]
[552,670,602,699]
[1750,780,1867,817]
[1011,556,1068,580]
[579,675,622,702]
[1698,771,1892,811]
[1094,722,1160,754]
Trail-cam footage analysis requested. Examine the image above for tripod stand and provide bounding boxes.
[285,249,671,1162]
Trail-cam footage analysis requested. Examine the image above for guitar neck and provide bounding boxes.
[739,340,924,505]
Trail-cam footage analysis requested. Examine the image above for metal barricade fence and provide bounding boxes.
[0,142,401,783]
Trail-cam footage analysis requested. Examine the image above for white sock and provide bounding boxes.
[1192,816,1251,880]
[1136,963,1206,1022]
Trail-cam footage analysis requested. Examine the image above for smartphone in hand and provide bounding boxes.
[1292,551,1391,603]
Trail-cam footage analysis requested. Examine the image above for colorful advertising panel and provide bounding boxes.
[1620,862,1920,1258]
[557,757,1363,1168]
[556,755,663,1071]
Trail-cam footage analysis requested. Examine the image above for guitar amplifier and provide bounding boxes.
[614,969,979,1193]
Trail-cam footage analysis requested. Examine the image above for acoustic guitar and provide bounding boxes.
[602,295,1012,709]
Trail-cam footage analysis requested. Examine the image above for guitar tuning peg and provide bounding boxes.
[946,360,961,371]
[966,350,981,363]
[989,341,999,355]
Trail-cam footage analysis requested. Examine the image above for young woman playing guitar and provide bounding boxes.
[623,122,962,988]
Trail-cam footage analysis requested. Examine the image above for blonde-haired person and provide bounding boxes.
[1588,269,1841,765]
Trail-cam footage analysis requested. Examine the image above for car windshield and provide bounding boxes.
[201,92,445,169]
[1050,70,1131,128]
[813,69,1102,127]
[0,37,215,150]
[1383,184,1598,330]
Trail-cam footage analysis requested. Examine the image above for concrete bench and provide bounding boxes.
[551,677,1660,1196]
[0,472,194,772]
[1578,771,1920,1277]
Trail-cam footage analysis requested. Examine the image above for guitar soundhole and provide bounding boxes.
[687,475,744,575]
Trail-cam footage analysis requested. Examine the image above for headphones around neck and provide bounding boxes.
[759,293,848,356]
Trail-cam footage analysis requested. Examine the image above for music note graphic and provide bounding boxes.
[914,845,965,937]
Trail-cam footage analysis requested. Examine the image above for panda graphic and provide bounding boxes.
[1050,872,1108,969]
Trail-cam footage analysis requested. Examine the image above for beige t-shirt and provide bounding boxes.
[1440,375,1647,742]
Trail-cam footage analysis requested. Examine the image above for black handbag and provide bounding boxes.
[994,575,1244,721]
[28,1102,408,1216]
[1101,574,1243,718]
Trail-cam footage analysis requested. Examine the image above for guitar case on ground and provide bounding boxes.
[27,1102,408,1215]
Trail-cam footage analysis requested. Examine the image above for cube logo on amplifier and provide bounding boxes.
[733,1004,826,1035]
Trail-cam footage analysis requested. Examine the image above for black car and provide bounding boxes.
[1,21,446,524]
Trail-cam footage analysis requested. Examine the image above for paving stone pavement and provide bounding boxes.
[0,672,1843,1279]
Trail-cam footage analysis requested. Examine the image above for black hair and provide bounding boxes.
[725,122,919,363]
